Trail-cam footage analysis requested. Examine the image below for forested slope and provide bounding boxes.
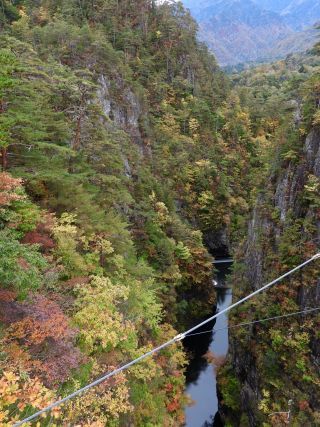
[182,0,319,66]
[1,2,318,426]
[0,1,254,425]
[218,49,320,426]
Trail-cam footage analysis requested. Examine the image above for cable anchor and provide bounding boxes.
[174,333,186,342]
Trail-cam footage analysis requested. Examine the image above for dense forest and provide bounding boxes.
[0,0,319,426]
[218,50,320,425]
[0,0,252,425]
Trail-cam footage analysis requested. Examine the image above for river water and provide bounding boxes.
[184,261,233,427]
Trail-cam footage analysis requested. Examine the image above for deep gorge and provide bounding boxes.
[217,125,320,426]
[0,1,319,426]
[184,256,232,427]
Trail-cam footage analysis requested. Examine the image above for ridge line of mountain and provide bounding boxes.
[182,0,320,66]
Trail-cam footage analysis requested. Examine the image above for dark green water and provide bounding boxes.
[184,262,232,427]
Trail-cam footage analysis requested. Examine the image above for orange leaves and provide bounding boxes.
[22,213,56,253]
[157,355,167,369]
[164,383,174,393]
[0,173,22,192]
[298,400,310,411]
[0,372,19,405]
[0,289,16,302]
[0,172,23,206]
[0,369,61,425]
[166,398,180,413]
[22,231,55,253]
[9,295,75,345]
[3,295,83,387]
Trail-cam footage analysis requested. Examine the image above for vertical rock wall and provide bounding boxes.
[221,128,320,426]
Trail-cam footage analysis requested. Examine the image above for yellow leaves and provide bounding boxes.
[81,422,105,427]
[304,174,320,208]
[0,369,60,425]
[150,193,171,226]
[198,190,214,205]
[99,238,114,255]
[258,389,271,414]
[195,159,211,168]
[149,190,156,203]
[281,149,298,161]
[81,234,114,255]
[155,201,170,225]
[263,389,270,398]
[228,196,238,207]
[98,379,133,419]
[155,111,185,144]
[129,346,159,381]
[254,134,269,147]
[0,372,19,408]
[299,127,307,136]
[0,411,8,422]
[304,174,320,194]
[37,6,50,24]
[53,212,78,238]
[74,276,135,352]
[313,110,320,126]
[236,110,250,125]
[18,7,27,18]
[229,196,249,212]
[2,370,18,383]
[65,371,133,423]
[52,212,86,276]
[190,230,203,245]
[162,113,181,135]
[261,118,279,133]
[188,117,200,141]
[53,213,114,276]
[161,144,170,157]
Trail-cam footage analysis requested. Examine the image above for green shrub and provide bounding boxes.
[0,229,47,298]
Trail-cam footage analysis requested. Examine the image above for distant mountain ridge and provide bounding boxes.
[182,0,320,66]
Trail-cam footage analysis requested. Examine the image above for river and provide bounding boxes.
[184,260,233,427]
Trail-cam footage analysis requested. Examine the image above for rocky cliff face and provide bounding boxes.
[96,73,148,176]
[244,127,320,288]
[219,128,320,425]
[97,74,144,145]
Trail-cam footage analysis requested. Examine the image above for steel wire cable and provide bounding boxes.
[14,252,320,427]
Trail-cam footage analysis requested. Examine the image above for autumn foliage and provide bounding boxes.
[0,0,258,424]
[0,369,61,425]
[0,172,22,206]
[2,295,82,387]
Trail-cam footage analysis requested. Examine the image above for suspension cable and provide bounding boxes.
[14,252,320,427]
[185,306,320,337]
